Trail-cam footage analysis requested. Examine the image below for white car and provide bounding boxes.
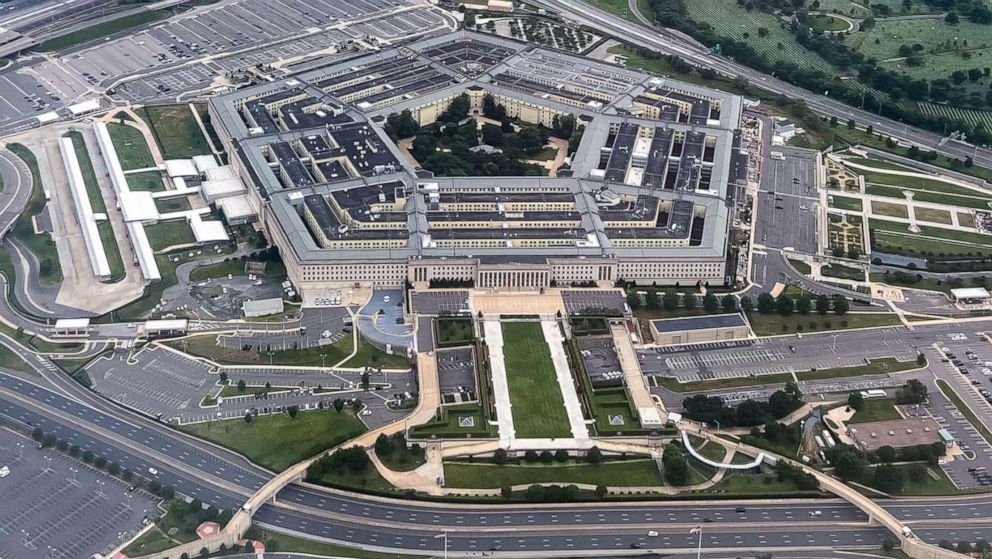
[0,466,9,478]
[360,410,372,416]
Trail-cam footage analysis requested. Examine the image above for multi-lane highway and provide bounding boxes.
[534,0,992,170]
[2,360,991,556]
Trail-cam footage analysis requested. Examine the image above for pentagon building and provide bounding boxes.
[208,30,748,297]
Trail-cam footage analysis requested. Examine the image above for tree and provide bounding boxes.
[554,449,569,462]
[595,484,608,499]
[945,11,959,24]
[916,352,926,366]
[494,448,508,465]
[736,398,771,426]
[796,294,812,315]
[219,371,228,384]
[463,11,476,27]
[882,538,896,553]
[524,450,539,462]
[662,289,680,311]
[586,446,603,464]
[31,427,43,441]
[847,390,864,411]
[244,412,252,423]
[832,296,849,316]
[896,379,928,404]
[757,293,776,314]
[662,444,689,485]
[361,370,370,391]
[877,445,897,464]
[776,294,795,316]
[769,390,800,419]
[703,292,719,313]
[501,485,512,500]
[721,294,737,313]
[626,289,641,310]
[352,399,363,413]
[288,405,299,419]
[539,450,555,463]
[815,294,831,315]
[375,434,394,456]
[645,288,661,310]
[682,292,697,310]
[333,398,345,413]
[740,295,753,313]
[237,379,246,392]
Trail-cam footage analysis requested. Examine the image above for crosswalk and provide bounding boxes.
[666,349,784,371]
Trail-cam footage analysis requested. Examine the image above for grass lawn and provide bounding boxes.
[35,8,178,51]
[188,259,285,282]
[959,213,976,228]
[820,263,864,281]
[0,340,34,373]
[64,132,107,212]
[798,357,920,382]
[914,207,952,225]
[379,445,426,472]
[787,258,812,275]
[583,0,642,22]
[410,403,494,438]
[154,196,190,213]
[829,194,864,212]
[847,398,902,423]
[122,501,199,556]
[870,219,992,256]
[653,372,795,393]
[434,317,474,347]
[341,337,411,369]
[6,143,62,284]
[858,168,991,199]
[698,471,822,497]
[169,332,353,367]
[528,147,558,161]
[747,312,902,336]
[139,104,212,160]
[867,184,992,210]
[693,437,728,463]
[936,379,992,447]
[250,529,418,559]
[871,200,909,219]
[218,383,284,398]
[868,272,988,295]
[501,322,572,438]
[125,170,165,192]
[107,122,156,170]
[809,14,849,31]
[98,221,125,282]
[145,220,195,251]
[443,459,663,488]
[182,408,367,471]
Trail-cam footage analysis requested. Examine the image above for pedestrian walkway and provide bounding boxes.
[482,316,515,446]
[541,319,589,440]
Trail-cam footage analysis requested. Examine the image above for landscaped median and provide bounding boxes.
[442,458,664,489]
[935,379,992,447]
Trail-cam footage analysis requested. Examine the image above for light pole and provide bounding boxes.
[434,532,447,559]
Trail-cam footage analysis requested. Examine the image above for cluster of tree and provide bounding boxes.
[662,443,689,485]
[895,378,928,404]
[682,382,804,427]
[485,94,585,152]
[937,538,992,556]
[410,119,548,177]
[627,288,738,315]
[523,484,581,502]
[306,447,371,482]
[825,440,946,493]
[748,419,803,450]
[742,292,849,317]
[774,461,819,490]
[643,0,992,145]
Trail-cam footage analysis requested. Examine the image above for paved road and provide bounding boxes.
[536,0,992,169]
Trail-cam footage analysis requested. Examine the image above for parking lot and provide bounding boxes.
[755,147,820,254]
[436,347,477,404]
[0,428,157,559]
[410,290,470,316]
[0,0,451,132]
[576,335,623,387]
[561,290,626,315]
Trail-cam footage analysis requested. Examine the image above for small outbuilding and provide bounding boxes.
[649,313,750,346]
